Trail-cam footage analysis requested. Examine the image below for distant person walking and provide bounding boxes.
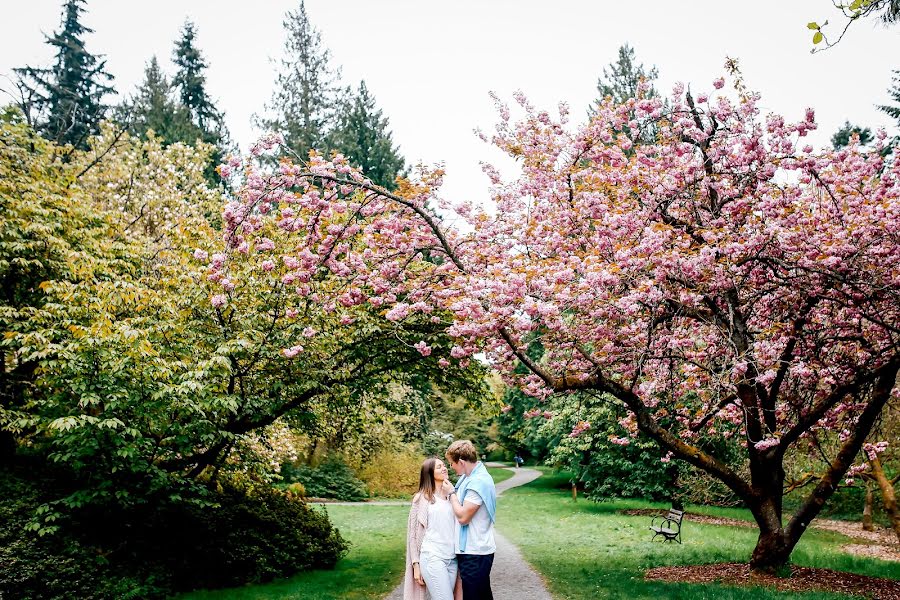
[443,440,496,600]
[513,454,524,469]
[403,458,461,600]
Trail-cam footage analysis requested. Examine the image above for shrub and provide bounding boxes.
[358,448,422,498]
[134,479,350,590]
[285,481,307,498]
[0,458,349,599]
[282,456,369,500]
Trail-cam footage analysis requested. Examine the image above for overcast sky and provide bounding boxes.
[1,1,897,204]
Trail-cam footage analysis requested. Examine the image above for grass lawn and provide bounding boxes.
[488,465,515,485]
[497,470,900,599]
[179,504,407,600]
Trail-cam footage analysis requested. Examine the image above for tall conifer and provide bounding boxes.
[15,0,114,148]
[331,81,404,189]
[256,1,341,159]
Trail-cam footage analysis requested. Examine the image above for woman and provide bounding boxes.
[403,457,461,600]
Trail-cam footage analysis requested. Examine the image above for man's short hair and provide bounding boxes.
[445,440,478,463]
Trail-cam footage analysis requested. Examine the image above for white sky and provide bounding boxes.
[1,1,898,204]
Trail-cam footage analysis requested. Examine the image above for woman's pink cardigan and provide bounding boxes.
[403,493,430,600]
[403,492,463,600]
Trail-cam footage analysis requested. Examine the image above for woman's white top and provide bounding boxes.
[419,495,457,560]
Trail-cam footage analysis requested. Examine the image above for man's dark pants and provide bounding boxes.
[456,553,494,599]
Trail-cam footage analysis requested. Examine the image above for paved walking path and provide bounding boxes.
[383,464,552,600]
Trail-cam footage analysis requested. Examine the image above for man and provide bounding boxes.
[442,440,496,599]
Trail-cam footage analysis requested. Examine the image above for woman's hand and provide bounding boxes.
[441,479,455,497]
[413,562,425,586]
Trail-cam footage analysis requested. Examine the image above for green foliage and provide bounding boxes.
[831,120,874,148]
[356,446,422,498]
[149,479,349,589]
[282,456,369,500]
[14,0,115,148]
[180,504,408,600]
[880,69,900,124]
[546,396,679,501]
[0,458,348,599]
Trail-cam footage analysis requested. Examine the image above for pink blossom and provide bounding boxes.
[256,238,276,252]
[569,421,590,437]
[438,358,450,368]
[385,303,411,322]
[211,294,227,308]
[413,341,432,356]
[713,77,725,89]
[193,249,208,262]
[754,437,780,451]
[302,327,317,338]
[261,260,275,272]
[282,345,304,358]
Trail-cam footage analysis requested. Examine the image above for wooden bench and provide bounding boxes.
[649,508,684,543]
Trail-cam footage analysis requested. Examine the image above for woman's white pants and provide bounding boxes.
[419,551,457,600]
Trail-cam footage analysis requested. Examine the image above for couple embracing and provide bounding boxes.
[403,440,496,600]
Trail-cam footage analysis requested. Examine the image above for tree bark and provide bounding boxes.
[749,497,795,573]
[749,531,793,573]
[862,482,875,532]
[869,454,900,544]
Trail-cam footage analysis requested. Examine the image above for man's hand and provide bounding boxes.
[441,479,455,497]
[413,562,425,586]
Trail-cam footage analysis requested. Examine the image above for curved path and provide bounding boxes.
[384,464,552,600]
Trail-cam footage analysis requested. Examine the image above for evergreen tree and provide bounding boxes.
[588,44,660,147]
[831,120,874,149]
[125,56,192,144]
[331,81,405,189]
[15,0,114,148]
[172,20,224,138]
[170,21,229,184]
[256,1,342,160]
[591,43,658,112]
[879,69,900,125]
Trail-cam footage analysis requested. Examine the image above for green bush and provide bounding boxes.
[282,456,369,501]
[135,480,350,590]
[0,458,349,599]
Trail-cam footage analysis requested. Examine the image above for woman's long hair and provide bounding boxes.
[416,457,438,503]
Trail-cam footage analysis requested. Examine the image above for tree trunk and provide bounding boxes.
[862,482,875,532]
[869,454,900,544]
[749,527,793,573]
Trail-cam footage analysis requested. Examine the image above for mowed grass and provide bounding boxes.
[179,504,408,600]
[497,470,900,600]
[487,465,515,485]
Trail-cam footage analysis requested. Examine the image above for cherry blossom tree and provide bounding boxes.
[219,66,900,571]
